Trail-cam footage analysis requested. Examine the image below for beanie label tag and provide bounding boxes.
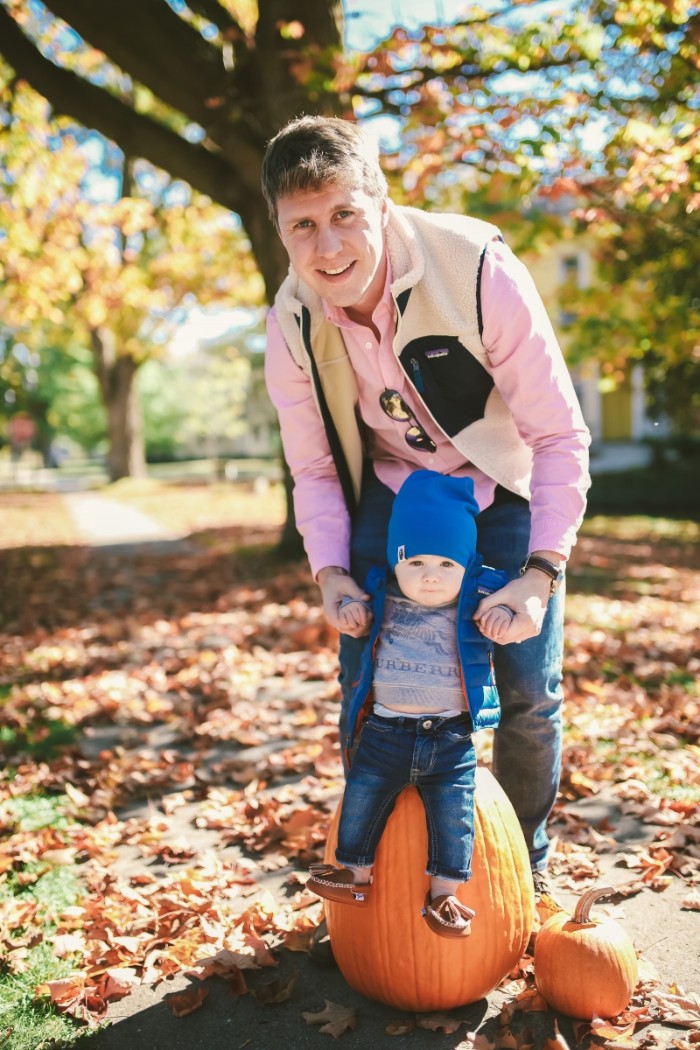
[397,545,406,562]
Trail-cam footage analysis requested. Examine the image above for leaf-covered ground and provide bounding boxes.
[0,490,698,1049]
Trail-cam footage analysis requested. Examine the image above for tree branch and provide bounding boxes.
[186,0,245,38]
[0,4,244,211]
[41,0,225,127]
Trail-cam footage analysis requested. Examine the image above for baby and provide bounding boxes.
[308,470,513,936]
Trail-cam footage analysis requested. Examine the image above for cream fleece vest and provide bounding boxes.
[273,201,533,505]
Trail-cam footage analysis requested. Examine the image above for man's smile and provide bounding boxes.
[320,262,354,277]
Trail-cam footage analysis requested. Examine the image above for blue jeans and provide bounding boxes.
[336,712,477,880]
[338,468,564,872]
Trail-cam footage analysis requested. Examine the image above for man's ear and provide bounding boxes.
[380,197,389,228]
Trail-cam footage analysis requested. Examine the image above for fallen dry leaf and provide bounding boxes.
[588,1015,639,1048]
[542,1019,572,1050]
[516,987,550,1013]
[165,985,209,1017]
[649,989,700,1029]
[35,975,107,1025]
[682,890,700,911]
[36,975,86,1006]
[249,970,298,1005]
[455,1032,496,1050]
[302,999,358,1038]
[229,968,248,997]
[497,1023,522,1050]
[188,948,261,978]
[417,1011,464,1034]
[385,1017,415,1035]
[93,968,141,1002]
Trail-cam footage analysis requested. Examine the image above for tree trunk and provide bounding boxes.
[90,327,146,482]
[278,454,303,556]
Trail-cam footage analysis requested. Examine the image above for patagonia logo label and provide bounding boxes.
[425,348,449,359]
[397,545,406,562]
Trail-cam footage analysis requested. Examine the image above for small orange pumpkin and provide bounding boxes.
[534,886,638,1019]
[323,767,533,1011]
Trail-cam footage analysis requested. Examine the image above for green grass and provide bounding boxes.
[572,735,700,804]
[580,513,700,542]
[2,795,72,835]
[0,721,80,763]
[0,794,86,1050]
[0,943,83,1050]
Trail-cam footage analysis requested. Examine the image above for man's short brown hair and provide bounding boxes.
[261,115,388,227]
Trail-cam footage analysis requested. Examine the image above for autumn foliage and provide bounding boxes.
[0,498,699,1044]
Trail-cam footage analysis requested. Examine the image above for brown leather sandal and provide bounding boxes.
[306,864,372,906]
[422,892,475,937]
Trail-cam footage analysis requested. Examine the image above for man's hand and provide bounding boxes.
[474,570,552,644]
[317,566,371,638]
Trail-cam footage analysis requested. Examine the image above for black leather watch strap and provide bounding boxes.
[520,555,565,594]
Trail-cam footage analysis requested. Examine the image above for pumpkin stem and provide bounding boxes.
[572,886,616,925]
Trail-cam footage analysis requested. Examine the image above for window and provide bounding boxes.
[559,255,581,326]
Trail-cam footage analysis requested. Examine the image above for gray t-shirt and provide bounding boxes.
[372,584,466,716]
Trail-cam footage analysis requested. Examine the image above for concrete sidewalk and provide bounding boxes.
[58,441,652,549]
[71,786,699,1050]
[62,492,181,545]
[589,441,653,475]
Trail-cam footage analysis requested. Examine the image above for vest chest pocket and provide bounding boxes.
[399,336,495,436]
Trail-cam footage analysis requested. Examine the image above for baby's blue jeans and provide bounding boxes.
[336,712,476,881]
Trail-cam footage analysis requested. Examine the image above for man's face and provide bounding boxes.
[394,555,466,606]
[276,182,388,324]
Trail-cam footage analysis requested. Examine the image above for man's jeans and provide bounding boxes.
[336,712,477,881]
[338,468,564,873]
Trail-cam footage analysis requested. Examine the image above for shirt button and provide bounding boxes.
[364,340,373,350]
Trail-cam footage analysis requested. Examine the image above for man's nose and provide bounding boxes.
[316,224,342,256]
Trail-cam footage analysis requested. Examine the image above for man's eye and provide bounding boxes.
[295,219,313,229]
[336,210,351,219]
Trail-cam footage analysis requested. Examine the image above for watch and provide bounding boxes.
[520,554,565,595]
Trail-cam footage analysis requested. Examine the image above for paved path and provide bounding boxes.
[70,778,698,1050]
[589,440,652,473]
[62,492,179,545]
[57,442,652,549]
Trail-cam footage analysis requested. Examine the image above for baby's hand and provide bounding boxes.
[476,604,517,643]
[338,597,373,636]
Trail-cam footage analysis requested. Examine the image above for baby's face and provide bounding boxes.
[394,554,465,606]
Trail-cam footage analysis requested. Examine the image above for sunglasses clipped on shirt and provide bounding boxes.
[379,389,437,453]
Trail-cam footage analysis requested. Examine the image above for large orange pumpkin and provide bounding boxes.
[534,886,639,1019]
[324,767,534,1011]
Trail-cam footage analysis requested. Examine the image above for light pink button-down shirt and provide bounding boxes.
[265,238,590,579]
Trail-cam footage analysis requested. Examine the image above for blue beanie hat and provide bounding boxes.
[387,470,480,569]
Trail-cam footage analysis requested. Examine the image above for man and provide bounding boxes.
[261,115,590,939]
